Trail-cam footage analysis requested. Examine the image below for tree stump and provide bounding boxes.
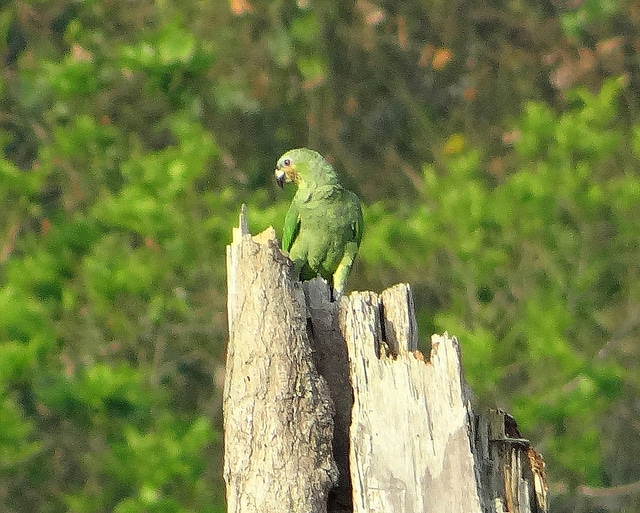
[224,206,548,513]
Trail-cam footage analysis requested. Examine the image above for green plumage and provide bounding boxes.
[275,148,363,298]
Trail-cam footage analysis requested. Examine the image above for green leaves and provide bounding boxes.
[358,78,633,488]
[0,395,42,470]
[518,77,624,164]
[1,0,640,510]
[39,365,216,512]
[120,21,214,106]
[0,5,224,506]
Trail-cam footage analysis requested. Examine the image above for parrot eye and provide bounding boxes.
[283,159,291,167]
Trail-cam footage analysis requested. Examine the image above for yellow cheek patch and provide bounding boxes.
[286,165,298,182]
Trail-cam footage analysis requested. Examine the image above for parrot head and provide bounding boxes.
[275,148,338,189]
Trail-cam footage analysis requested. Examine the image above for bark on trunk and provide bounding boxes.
[224,205,338,513]
[224,206,548,513]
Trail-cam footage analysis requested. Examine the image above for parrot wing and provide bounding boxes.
[331,189,364,297]
[281,199,301,253]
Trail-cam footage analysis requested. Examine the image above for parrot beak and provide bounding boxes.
[275,160,296,188]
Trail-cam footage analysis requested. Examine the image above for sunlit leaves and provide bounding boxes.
[0,395,42,470]
[361,78,634,489]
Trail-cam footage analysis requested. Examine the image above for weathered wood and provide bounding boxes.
[338,285,547,513]
[340,287,483,513]
[304,280,353,512]
[224,205,338,513]
[474,409,549,512]
[224,206,548,513]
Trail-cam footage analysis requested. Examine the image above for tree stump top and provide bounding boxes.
[224,207,548,513]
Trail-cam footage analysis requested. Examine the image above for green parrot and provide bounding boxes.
[274,148,364,299]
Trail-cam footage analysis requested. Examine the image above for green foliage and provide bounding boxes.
[2,0,640,512]
[0,394,42,470]
[560,0,621,40]
[360,77,634,489]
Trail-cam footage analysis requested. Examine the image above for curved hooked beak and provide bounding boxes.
[275,167,286,188]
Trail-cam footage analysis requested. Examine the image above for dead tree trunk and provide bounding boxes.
[224,206,338,513]
[224,206,548,513]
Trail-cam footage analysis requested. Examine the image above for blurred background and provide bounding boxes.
[2,0,640,511]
